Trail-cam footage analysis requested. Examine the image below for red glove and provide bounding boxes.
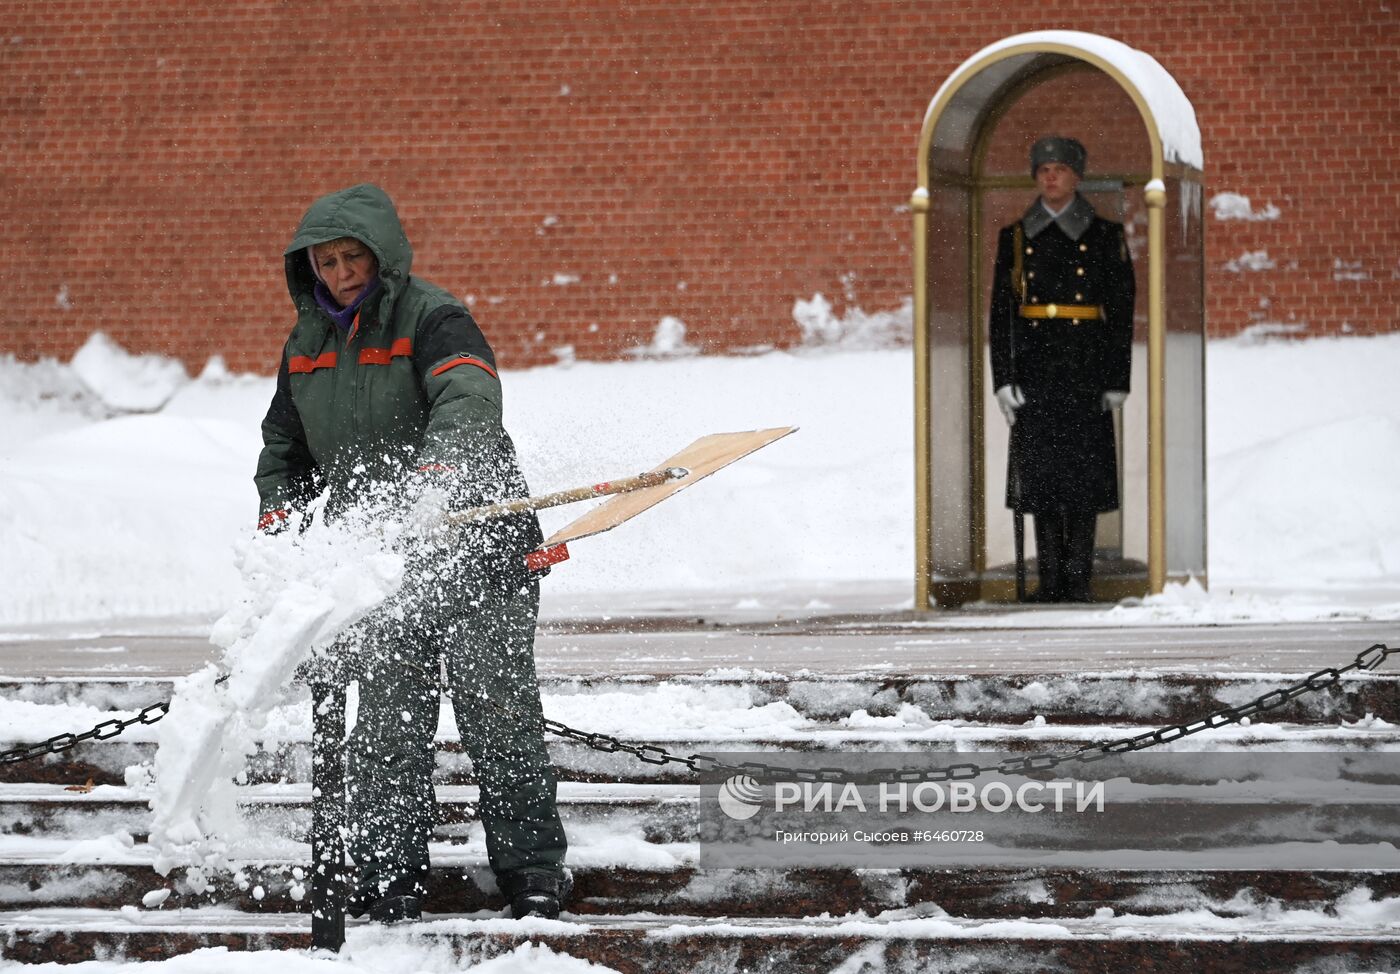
[257,509,290,534]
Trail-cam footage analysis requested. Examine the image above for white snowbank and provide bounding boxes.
[791,294,912,349]
[2,331,1400,627]
[69,332,191,413]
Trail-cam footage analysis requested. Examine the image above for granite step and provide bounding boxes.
[4,907,1400,972]
[5,670,1397,727]
[4,835,1399,919]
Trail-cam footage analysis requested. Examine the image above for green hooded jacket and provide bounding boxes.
[254,184,541,556]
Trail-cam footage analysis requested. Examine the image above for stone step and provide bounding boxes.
[5,669,1396,728]
[6,774,1400,851]
[4,830,1398,920]
[6,721,1397,787]
[4,907,1400,971]
[0,782,695,843]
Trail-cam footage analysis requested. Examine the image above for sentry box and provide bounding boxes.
[911,31,1207,608]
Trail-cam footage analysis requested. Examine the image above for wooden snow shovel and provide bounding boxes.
[311,426,794,950]
[443,425,798,570]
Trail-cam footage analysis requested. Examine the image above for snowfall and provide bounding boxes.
[3,317,1400,973]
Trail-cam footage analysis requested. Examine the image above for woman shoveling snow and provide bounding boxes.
[148,183,569,926]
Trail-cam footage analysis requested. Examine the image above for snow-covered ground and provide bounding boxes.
[3,331,1400,971]
[2,331,1399,630]
[1,939,618,974]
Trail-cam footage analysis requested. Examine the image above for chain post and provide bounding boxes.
[309,682,347,953]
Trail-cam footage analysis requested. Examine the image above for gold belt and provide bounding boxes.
[1019,303,1102,320]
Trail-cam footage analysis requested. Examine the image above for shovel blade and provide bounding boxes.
[543,426,795,547]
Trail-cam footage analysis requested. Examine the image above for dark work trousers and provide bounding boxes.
[1033,509,1098,602]
[342,573,567,903]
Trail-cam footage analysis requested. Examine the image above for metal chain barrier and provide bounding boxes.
[539,642,1400,784]
[0,700,173,765]
[0,674,228,766]
[5,643,1396,782]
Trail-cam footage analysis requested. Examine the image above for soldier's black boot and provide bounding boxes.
[1029,511,1064,602]
[503,870,572,920]
[1062,511,1098,603]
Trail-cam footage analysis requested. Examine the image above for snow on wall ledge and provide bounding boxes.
[926,30,1203,171]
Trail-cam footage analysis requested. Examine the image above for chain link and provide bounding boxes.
[0,700,170,765]
[4,644,1396,786]
[0,673,229,766]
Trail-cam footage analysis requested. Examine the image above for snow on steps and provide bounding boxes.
[5,907,1400,972]
[3,632,1399,967]
[6,669,1398,725]
[6,780,1400,923]
[5,850,1400,921]
[11,720,1400,790]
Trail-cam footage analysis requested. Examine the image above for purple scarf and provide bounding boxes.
[314,277,382,331]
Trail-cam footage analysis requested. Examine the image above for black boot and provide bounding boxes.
[1061,511,1098,603]
[502,870,572,920]
[368,891,422,924]
[1029,511,1065,602]
[349,875,424,924]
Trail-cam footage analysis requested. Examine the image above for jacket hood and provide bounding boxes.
[283,183,413,318]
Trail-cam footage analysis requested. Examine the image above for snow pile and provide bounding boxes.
[148,514,404,880]
[1209,192,1281,222]
[2,940,623,973]
[70,332,191,413]
[543,683,808,739]
[626,315,697,358]
[1207,336,1400,583]
[1222,250,1274,273]
[792,294,912,349]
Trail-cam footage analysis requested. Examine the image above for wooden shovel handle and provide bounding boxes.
[443,467,689,527]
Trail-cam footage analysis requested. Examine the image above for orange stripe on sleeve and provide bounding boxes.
[431,356,498,379]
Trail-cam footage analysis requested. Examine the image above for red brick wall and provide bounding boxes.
[2,1,1395,373]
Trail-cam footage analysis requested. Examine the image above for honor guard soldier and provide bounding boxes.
[989,136,1137,602]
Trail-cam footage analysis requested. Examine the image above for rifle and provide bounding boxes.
[1009,224,1027,603]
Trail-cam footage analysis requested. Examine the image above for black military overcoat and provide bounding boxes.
[989,195,1136,514]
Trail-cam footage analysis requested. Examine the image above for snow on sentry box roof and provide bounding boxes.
[925,30,1204,172]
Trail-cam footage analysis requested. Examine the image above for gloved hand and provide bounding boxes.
[1101,390,1128,412]
[257,509,291,535]
[403,466,536,600]
[994,385,1025,425]
[458,511,538,595]
[404,480,453,539]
